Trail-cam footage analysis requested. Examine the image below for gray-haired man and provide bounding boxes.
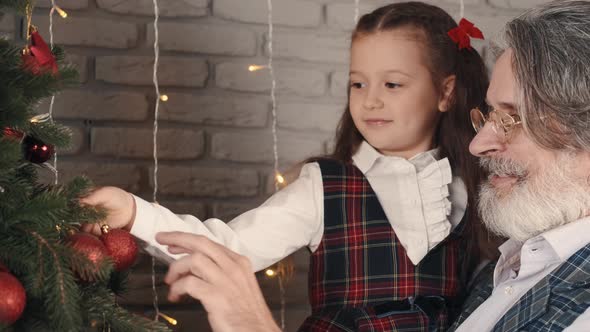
[451,1,590,330]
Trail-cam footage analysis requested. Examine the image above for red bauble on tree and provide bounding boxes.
[67,233,109,280]
[3,129,54,164]
[0,272,27,325]
[100,225,138,271]
[23,135,54,164]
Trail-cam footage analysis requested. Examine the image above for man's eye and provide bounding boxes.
[385,82,401,89]
[350,82,365,89]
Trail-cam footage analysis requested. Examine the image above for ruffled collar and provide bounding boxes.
[352,141,447,176]
[352,141,464,264]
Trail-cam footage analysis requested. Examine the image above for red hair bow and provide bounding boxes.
[447,18,484,50]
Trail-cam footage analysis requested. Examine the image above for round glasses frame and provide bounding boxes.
[470,107,522,142]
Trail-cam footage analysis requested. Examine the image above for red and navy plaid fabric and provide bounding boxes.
[450,244,590,332]
[298,159,467,331]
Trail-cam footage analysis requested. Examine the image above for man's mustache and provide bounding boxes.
[479,157,528,179]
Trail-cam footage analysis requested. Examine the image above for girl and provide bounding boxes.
[83,2,489,330]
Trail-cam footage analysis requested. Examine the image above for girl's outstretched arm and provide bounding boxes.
[81,163,325,272]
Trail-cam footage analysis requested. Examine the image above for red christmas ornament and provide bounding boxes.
[447,18,484,50]
[23,135,54,164]
[67,233,109,280]
[100,225,138,271]
[0,272,27,325]
[21,30,58,75]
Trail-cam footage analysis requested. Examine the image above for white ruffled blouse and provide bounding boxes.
[352,141,466,264]
[131,140,468,271]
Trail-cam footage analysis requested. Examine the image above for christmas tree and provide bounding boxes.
[0,1,169,331]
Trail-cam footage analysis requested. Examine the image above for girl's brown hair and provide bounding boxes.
[329,2,499,277]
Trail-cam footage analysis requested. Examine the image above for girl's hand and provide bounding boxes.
[156,231,280,332]
[79,186,136,237]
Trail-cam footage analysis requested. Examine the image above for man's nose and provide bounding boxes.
[469,121,505,157]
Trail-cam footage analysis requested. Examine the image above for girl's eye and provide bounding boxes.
[350,82,365,89]
[385,82,401,89]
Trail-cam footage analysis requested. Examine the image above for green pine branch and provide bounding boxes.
[0,138,21,170]
[28,121,72,149]
[82,286,170,332]
[0,0,173,330]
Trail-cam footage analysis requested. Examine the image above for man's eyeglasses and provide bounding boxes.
[470,107,522,142]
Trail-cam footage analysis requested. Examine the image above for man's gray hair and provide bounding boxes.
[496,0,590,150]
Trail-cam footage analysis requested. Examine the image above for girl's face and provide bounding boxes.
[349,29,452,159]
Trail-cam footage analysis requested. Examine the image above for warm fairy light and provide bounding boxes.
[275,173,285,185]
[54,5,68,18]
[159,94,168,102]
[158,312,177,326]
[248,64,267,72]
[265,268,276,277]
[30,113,51,123]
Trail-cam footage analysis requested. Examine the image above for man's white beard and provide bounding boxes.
[478,153,590,243]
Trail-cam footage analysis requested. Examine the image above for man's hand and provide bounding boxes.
[156,232,281,332]
[79,186,136,236]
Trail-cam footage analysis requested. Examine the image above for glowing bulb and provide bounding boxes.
[265,269,276,277]
[275,173,285,185]
[54,6,68,18]
[30,113,50,123]
[248,65,267,72]
[158,312,178,326]
[160,94,169,102]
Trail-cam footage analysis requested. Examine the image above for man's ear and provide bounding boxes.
[438,75,456,113]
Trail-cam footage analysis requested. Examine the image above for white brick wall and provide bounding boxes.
[270,30,350,64]
[96,56,209,87]
[56,161,142,192]
[46,90,149,121]
[213,0,322,27]
[97,0,208,17]
[23,0,552,330]
[215,62,328,96]
[154,165,260,197]
[146,22,258,56]
[91,127,205,159]
[34,15,138,49]
[159,94,270,127]
[211,131,325,163]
